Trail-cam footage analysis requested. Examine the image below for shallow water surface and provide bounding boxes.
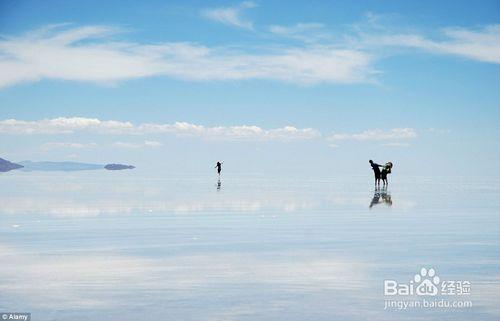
[1,171,499,321]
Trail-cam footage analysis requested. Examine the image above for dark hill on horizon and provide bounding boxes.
[0,158,24,172]
[104,164,135,170]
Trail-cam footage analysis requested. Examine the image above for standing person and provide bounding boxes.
[369,160,382,187]
[215,161,223,176]
[381,162,393,187]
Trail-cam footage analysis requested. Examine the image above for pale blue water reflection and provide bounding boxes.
[0,170,499,320]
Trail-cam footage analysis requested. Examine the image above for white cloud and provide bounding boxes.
[428,128,452,135]
[40,142,98,151]
[269,23,330,42]
[113,142,141,148]
[380,142,410,147]
[1,118,422,145]
[0,117,321,141]
[328,128,417,141]
[144,140,163,147]
[363,24,500,64]
[0,24,375,88]
[127,122,322,141]
[1,21,498,89]
[202,1,257,30]
[0,117,133,134]
[114,140,163,148]
[270,22,324,35]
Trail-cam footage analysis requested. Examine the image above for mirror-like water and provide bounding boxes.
[1,171,499,320]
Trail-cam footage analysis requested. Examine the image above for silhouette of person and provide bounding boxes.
[369,160,383,187]
[215,161,223,176]
[381,162,393,187]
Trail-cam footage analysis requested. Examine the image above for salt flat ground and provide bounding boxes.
[1,170,499,321]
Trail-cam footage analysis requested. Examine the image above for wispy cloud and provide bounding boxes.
[114,140,163,148]
[0,117,134,134]
[270,19,500,63]
[1,118,423,149]
[140,122,322,141]
[0,24,375,87]
[361,24,500,64]
[202,1,257,30]
[428,128,452,135]
[328,128,417,141]
[1,19,499,89]
[0,117,321,141]
[269,23,330,42]
[144,140,163,147]
[40,142,98,151]
[380,142,410,147]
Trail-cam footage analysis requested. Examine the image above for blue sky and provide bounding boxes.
[0,0,499,176]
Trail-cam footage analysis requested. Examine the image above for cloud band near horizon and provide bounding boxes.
[0,117,418,144]
[0,117,321,141]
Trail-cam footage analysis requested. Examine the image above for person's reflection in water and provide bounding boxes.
[370,191,381,208]
[217,178,221,191]
[369,188,392,208]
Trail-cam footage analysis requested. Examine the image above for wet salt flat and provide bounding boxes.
[1,170,499,321]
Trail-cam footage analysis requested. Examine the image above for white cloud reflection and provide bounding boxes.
[0,174,417,218]
[0,244,368,310]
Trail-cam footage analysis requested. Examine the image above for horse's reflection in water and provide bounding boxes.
[370,188,392,208]
[217,178,221,191]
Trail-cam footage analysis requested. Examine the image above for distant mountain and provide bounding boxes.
[2,159,135,172]
[104,164,135,170]
[0,158,24,172]
[19,161,103,172]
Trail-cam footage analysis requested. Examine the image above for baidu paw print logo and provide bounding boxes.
[414,267,440,296]
[384,267,449,296]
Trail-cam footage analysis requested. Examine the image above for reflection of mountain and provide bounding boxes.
[0,158,24,172]
[104,164,135,170]
[19,161,103,172]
